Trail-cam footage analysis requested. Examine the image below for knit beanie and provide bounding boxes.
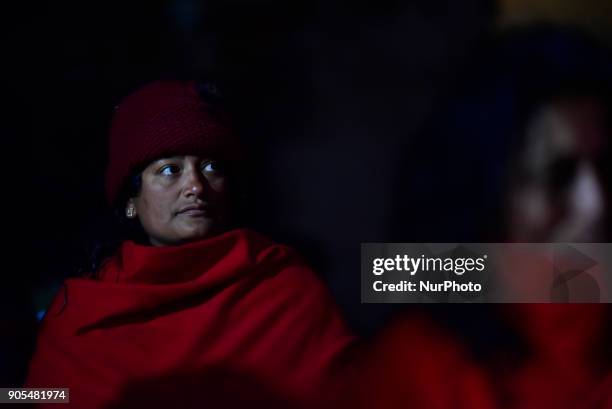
[105,80,241,206]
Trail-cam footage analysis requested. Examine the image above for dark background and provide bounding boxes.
[2,0,611,386]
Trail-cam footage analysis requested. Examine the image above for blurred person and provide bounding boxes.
[499,84,611,409]
[505,93,610,242]
[500,34,611,244]
[383,26,612,409]
[24,80,355,408]
[391,26,612,244]
[478,32,612,408]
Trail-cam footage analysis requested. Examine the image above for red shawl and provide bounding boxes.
[334,306,611,409]
[26,229,355,408]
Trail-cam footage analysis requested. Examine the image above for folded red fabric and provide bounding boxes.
[26,229,355,408]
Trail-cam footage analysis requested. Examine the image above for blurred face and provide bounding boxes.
[507,98,610,242]
[127,155,230,246]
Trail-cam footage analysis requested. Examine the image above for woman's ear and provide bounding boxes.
[126,198,138,219]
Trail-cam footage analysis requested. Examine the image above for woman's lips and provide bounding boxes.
[177,205,210,217]
[179,208,208,217]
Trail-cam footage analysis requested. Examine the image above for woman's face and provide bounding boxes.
[507,98,610,242]
[127,155,230,246]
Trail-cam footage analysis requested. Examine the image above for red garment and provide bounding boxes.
[334,316,497,409]
[335,306,611,409]
[26,229,355,408]
[498,304,612,409]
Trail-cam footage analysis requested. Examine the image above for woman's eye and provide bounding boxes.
[202,161,223,173]
[160,165,180,176]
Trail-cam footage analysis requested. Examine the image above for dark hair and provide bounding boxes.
[80,173,149,279]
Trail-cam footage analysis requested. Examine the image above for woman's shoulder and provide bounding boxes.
[232,228,310,268]
[238,230,338,309]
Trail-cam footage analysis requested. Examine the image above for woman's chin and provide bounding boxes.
[148,219,225,246]
[179,220,220,241]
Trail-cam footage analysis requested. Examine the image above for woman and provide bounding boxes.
[25,80,355,408]
[387,26,612,408]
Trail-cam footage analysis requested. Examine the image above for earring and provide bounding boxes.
[126,207,136,218]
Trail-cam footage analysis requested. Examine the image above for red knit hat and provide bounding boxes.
[105,80,242,206]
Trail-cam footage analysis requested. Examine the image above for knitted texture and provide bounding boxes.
[105,80,240,206]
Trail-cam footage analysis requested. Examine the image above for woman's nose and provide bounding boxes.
[555,160,606,241]
[183,169,206,197]
[568,161,605,220]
